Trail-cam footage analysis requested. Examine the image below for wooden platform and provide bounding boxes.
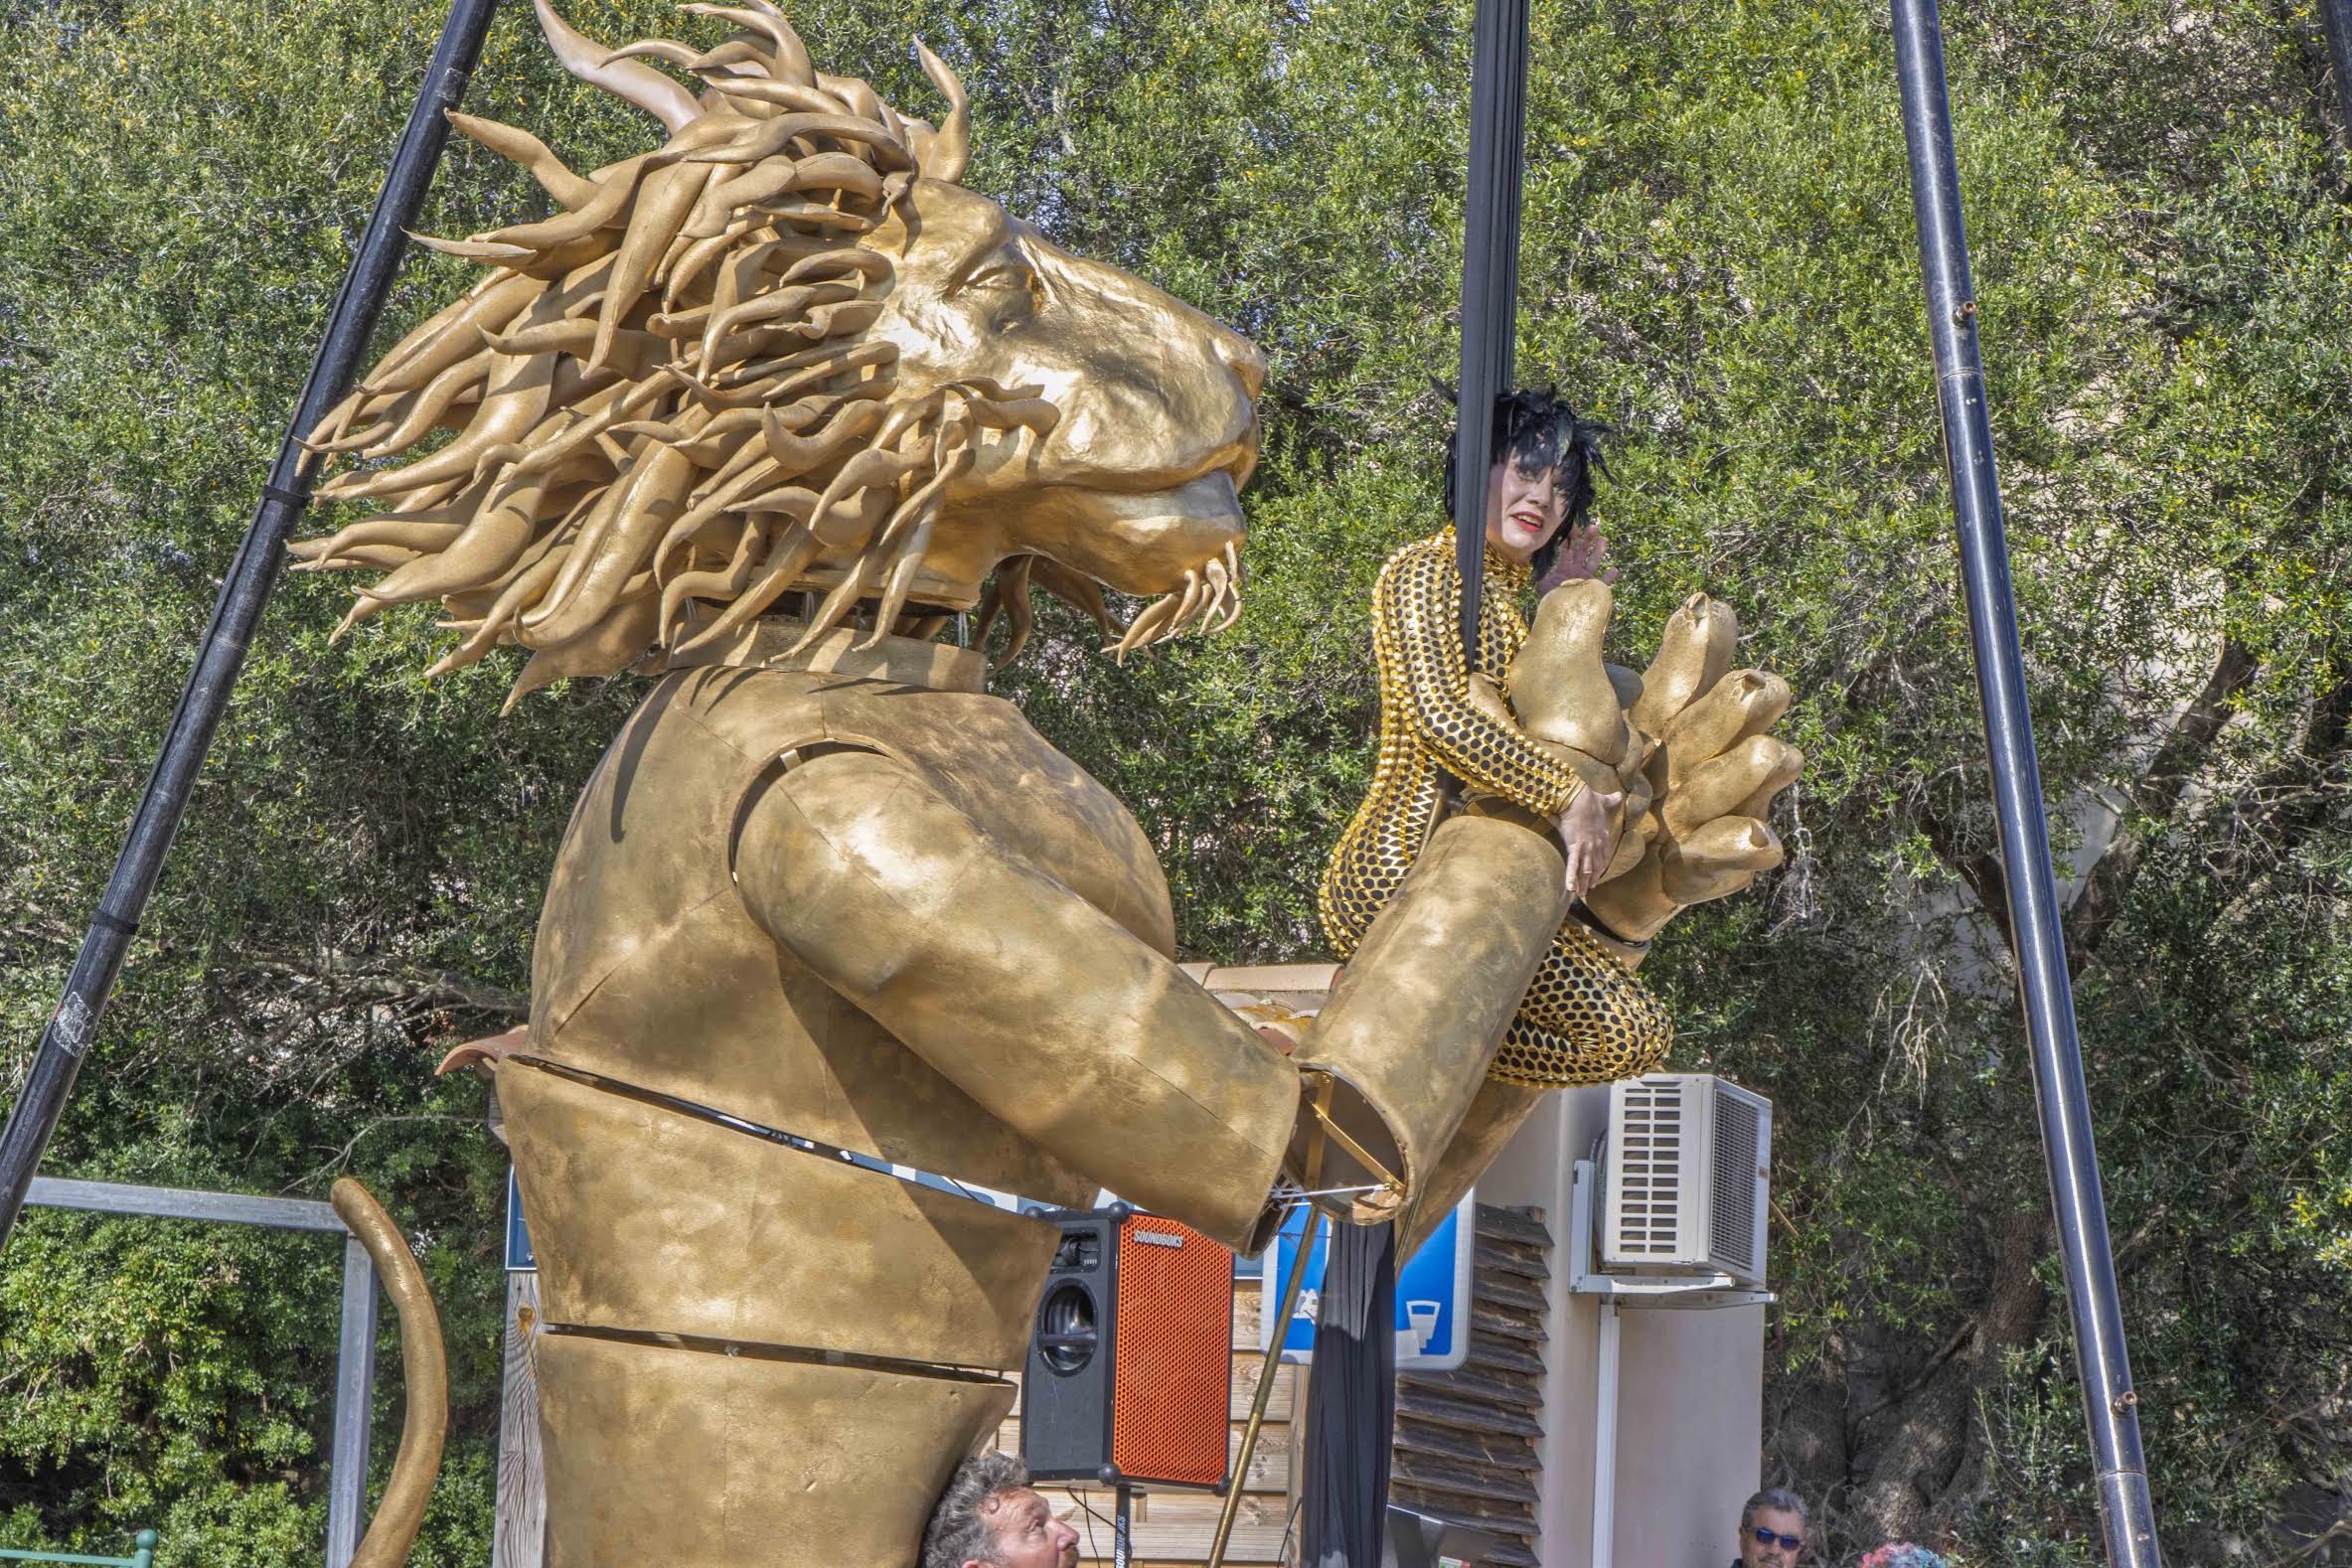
[1015,1203,1556,1568]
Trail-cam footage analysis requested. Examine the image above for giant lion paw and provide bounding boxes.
[1499,584,1803,952]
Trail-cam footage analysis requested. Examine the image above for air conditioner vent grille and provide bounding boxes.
[1612,1079,1685,1256]
[1709,1095,1764,1273]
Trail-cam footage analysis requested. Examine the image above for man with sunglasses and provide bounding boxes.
[1735,1488,1811,1567]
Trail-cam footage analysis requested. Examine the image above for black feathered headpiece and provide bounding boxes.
[1440,385,1613,581]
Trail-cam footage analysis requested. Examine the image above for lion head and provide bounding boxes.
[294,0,1265,703]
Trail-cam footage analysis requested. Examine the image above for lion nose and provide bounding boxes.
[1214,326,1267,400]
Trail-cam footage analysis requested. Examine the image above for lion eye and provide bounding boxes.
[960,248,1044,322]
[969,261,1034,289]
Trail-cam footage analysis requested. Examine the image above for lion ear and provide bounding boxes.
[910,40,969,183]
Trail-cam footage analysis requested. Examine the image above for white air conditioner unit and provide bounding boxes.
[1601,1073,1772,1287]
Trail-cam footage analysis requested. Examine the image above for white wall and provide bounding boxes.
[1473,1088,1766,1568]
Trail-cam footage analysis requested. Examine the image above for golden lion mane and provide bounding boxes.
[294,0,1117,705]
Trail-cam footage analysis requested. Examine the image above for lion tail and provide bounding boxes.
[331,1177,450,1567]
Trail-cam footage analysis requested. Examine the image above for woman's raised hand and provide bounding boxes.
[1556,785,1626,902]
[1539,523,1617,591]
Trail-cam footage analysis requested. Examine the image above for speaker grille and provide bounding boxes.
[1111,1216,1232,1489]
[1019,1214,1115,1484]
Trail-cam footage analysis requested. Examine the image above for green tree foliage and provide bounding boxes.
[1,0,2346,1560]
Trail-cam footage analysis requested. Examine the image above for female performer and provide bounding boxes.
[1318,389,1672,1086]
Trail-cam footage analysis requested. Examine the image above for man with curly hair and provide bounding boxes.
[921,1453,1080,1568]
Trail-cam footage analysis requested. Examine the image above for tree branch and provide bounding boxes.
[2207,671,2352,886]
[234,955,529,1021]
[2065,638,2260,970]
[1917,802,2012,957]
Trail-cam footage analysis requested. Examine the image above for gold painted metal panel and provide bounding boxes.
[537,1333,1013,1568]
[1292,813,1565,1217]
[502,1059,1057,1369]
[737,746,1302,1251]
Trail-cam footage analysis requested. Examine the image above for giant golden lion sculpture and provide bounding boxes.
[297,0,1254,701]
[299,5,1789,1561]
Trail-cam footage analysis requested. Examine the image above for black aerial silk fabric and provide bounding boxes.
[1298,1218,1397,1568]
[1306,0,1528,1554]
[1450,0,1531,655]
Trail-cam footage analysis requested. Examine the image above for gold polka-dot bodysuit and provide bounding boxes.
[1318,531,1671,1087]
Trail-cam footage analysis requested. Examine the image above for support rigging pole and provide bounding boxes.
[2320,0,2352,150]
[0,0,504,1255]
[1889,2,2162,1562]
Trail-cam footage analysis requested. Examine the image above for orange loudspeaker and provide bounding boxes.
[1020,1204,1235,1491]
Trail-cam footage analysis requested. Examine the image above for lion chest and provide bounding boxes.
[523,665,1170,1193]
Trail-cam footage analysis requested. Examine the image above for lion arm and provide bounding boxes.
[730,747,1301,1250]
[736,747,1578,1243]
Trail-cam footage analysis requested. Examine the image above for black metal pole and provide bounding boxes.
[1311,7,1523,1561]
[1450,0,1530,653]
[2319,0,2352,148]
[1889,4,2160,1564]
[0,0,503,1255]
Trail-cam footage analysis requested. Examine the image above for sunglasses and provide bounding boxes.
[1752,1526,1803,1552]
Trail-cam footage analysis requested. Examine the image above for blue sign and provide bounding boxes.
[1256,1191,1476,1370]
[505,1166,536,1272]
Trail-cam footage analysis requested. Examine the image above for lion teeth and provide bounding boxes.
[1103,547,1246,664]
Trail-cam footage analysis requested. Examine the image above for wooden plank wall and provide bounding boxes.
[1003,1274,1301,1568]
[1390,1205,1553,1568]
[493,1271,547,1568]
